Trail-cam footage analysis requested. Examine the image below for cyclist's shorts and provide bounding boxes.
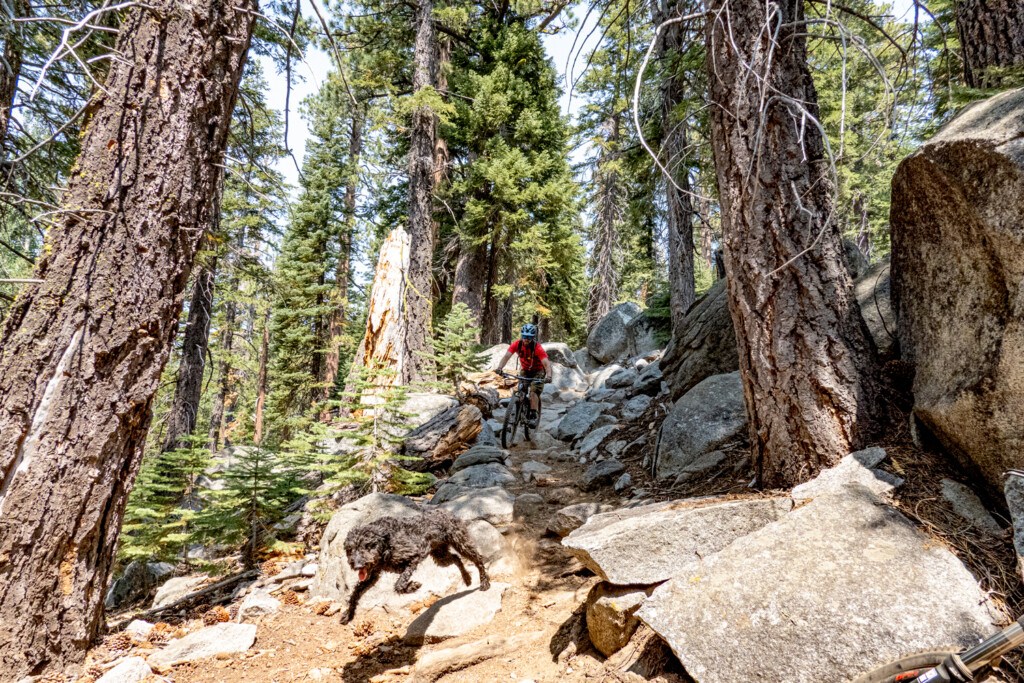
[521,369,544,390]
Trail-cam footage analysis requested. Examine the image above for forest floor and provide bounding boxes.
[115,426,684,683]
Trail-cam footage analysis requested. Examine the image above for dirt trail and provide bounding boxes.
[160,429,652,683]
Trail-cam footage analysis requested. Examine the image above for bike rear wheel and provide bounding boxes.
[502,399,520,449]
[851,648,964,683]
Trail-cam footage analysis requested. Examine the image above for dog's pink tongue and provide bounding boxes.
[358,568,368,582]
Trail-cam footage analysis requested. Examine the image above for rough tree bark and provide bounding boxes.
[657,0,696,323]
[404,0,438,383]
[451,237,488,333]
[320,110,363,420]
[0,1,254,676]
[254,311,270,445]
[163,257,217,452]
[588,114,622,328]
[956,0,1024,89]
[705,0,880,488]
[208,281,236,452]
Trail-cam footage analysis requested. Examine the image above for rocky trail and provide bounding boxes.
[85,302,1024,683]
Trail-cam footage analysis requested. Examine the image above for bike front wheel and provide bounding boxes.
[502,400,520,449]
[851,648,965,683]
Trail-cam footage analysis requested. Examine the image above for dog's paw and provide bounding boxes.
[479,579,491,591]
[340,612,353,625]
[398,580,421,594]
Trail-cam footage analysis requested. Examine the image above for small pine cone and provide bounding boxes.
[281,590,300,606]
[313,601,331,616]
[104,632,133,653]
[203,605,231,625]
[260,559,279,576]
[148,622,174,645]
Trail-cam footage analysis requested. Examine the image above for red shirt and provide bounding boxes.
[508,340,548,372]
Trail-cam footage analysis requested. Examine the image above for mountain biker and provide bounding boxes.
[495,323,552,428]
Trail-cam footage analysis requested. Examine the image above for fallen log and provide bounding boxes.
[109,570,258,631]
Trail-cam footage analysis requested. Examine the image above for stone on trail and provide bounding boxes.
[236,588,280,622]
[577,424,617,456]
[637,486,998,683]
[590,364,625,391]
[631,360,664,397]
[555,401,614,442]
[476,420,499,447]
[613,472,632,493]
[891,87,1024,493]
[620,394,652,421]
[151,575,207,609]
[605,367,639,389]
[588,302,642,363]
[941,478,1002,535]
[466,519,506,562]
[148,623,257,669]
[513,493,546,519]
[586,584,655,657]
[124,620,154,641]
[547,502,615,538]
[96,657,152,683]
[653,371,747,481]
[549,363,589,393]
[671,449,731,485]
[436,486,515,525]
[574,348,602,374]
[445,462,516,489]
[564,497,792,585]
[580,459,626,491]
[791,447,901,501]
[313,493,485,614]
[412,631,546,682]
[528,428,560,449]
[404,583,509,644]
[520,460,552,482]
[542,342,578,368]
[451,445,509,472]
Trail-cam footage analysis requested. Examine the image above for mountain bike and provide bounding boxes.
[498,373,546,449]
[852,615,1024,682]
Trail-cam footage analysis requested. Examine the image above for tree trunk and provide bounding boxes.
[452,239,489,333]
[658,4,696,323]
[163,257,217,452]
[405,0,438,383]
[956,0,1024,89]
[705,0,880,488]
[320,111,362,420]
[0,2,253,676]
[254,311,269,445]
[208,296,235,452]
[0,0,29,149]
[588,114,622,328]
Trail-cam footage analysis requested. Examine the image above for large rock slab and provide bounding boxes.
[638,486,998,683]
[313,493,484,613]
[588,302,642,363]
[548,364,588,392]
[436,486,515,525]
[577,424,617,456]
[791,447,902,501]
[653,372,747,480]
[620,394,652,421]
[563,497,792,585]
[97,657,152,683]
[659,280,739,401]
[590,364,625,391]
[404,584,509,644]
[554,401,614,442]
[580,459,626,491]
[148,623,257,668]
[891,87,1024,494]
[542,342,578,368]
[152,575,207,609]
[451,445,509,472]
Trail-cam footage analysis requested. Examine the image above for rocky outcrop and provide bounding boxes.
[580,459,626,491]
[542,343,578,368]
[587,302,642,363]
[653,372,747,481]
[148,623,257,669]
[660,280,739,401]
[450,445,510,472]
[435,486,515,525]
[546,502,615,537]
[637,486,998,683]
[105,561,175,610]
[586,584,655,657]
[563,497,791,585]
[554,401,613,441]
[790,447,901,501]
[891,87,1024,493]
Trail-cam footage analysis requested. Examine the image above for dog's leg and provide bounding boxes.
[393,563,423,594]
[433,547,472,586]
[342,571,381,625]
[448,529,491,591]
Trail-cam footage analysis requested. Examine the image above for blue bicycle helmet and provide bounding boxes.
[520,323,537,339]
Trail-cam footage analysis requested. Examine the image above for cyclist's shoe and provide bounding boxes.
[527,410,539,428]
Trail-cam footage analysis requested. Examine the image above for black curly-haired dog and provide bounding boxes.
[341,507,491,624]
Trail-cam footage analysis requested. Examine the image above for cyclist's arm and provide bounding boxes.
[542,357,552,381]
[495,351,513,374]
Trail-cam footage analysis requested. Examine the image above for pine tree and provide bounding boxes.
[428,302,484,397]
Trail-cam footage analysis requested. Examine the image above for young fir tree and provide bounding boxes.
[428,302,484,398]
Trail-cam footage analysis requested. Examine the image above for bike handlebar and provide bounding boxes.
[498,372,550,382]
